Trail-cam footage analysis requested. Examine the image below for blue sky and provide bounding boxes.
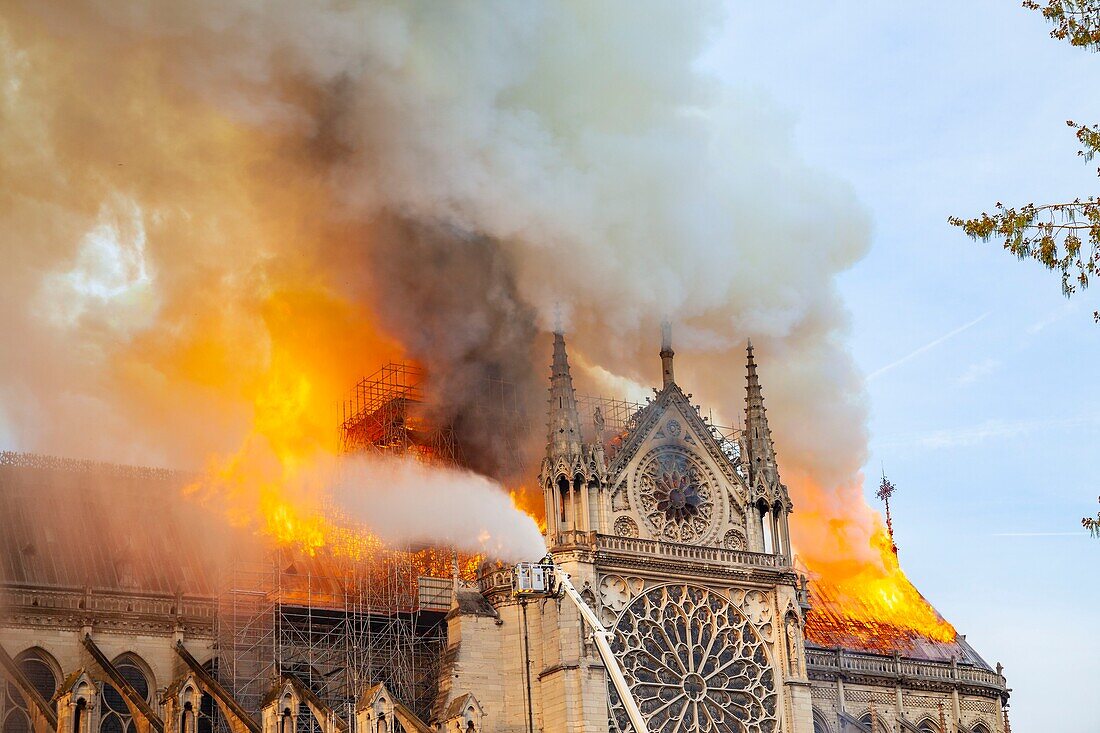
[706,3,1099,730]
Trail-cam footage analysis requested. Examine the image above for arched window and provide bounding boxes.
[101,654,152,733]
[197,660,221,733]
[771,500,786,555]
[573,476,586,529]
[811,709,831,733]
[557,476,569,524]
[758,501,774,553]
[1,707,30,733]
[74,699,87,733]
[3,649,61,733]
[917,719,939,733]
[181,702,195,733]
[858,713,887,732]
[972,725,991,733]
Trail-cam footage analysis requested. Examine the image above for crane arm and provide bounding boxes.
[549,567,650,733]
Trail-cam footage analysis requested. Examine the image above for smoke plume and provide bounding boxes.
[365,216,543,484]
[332,455,547,562]
[0,1,895,595]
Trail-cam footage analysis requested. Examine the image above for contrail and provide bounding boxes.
[867,312,989,381]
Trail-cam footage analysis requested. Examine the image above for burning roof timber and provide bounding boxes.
[4,443,974,669]
[0,452,467,613]
[804,578,990,667]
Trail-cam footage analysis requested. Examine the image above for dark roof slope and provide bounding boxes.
[804,577,992,669]
[0,452,224,595]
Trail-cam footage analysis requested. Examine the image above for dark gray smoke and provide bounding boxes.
[366,216,543,483]
[1,1,891,577]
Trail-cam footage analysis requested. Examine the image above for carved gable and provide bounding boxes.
[607,385,748,548]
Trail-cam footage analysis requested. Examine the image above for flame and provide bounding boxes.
[785,473,957,651]
[185,328,957,656]
[510,487,547,534]
[176,287,954,653]
[182,288,401,557]
[803,528,957,650]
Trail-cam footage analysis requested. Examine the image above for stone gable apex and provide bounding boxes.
[606,382,745,492]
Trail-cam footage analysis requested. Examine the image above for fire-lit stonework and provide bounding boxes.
[636,446,714,543]
[0,332,1011,733]
[608,584,779,733]
[452,331,1009,733]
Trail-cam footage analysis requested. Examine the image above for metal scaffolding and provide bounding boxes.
[339,362,458,462]
[215,545,453,726]
[217,361,742,726]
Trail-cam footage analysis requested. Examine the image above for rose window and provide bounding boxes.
[636,447,715,543]
[608,585,778,733]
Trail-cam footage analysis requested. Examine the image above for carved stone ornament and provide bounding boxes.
[614,516,640,538]
[599,574,647,626]
[600,575,645,612]
[722,529,746,550]
[740,589,774,642]
[634,445,717,543]
[608,584,779,733]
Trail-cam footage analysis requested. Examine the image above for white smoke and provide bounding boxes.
[1,1,878,569]
[332,456,546,562]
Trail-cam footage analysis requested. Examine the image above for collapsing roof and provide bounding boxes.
[804,578,992,668]
[1,451,986,668]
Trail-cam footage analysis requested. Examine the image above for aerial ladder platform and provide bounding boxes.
[513,557,649,733]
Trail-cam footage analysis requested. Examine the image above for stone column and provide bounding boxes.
[951,658,962,727]
[780,510,793,559]
[894,654,904,719]
[836,649,846,717]
[544,487,556,541]
[596,486,608,534]
[567,485,576,534]
[579,481,591,532]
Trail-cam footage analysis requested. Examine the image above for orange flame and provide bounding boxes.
[510,487,547,534]
[786,473,957,652]
[182,288,401,557]
[180,290,956,653]
[803,528,957,651]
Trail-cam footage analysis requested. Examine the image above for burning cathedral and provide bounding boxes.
[0,332,1010,733]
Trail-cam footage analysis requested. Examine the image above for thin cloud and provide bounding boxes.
[1026,302,1077,335]
[956,358,1001,386]
[867,312,990,381]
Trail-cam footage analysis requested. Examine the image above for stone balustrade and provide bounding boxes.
[595,533,790,569]
[805,646,1007,692]
[0,583,216,625]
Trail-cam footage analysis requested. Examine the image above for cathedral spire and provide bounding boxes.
[744,339,778,485]
[660,321,675,388]
[547,330,583,460]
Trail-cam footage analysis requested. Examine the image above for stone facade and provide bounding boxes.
[437,333,1009,733]
[804,648,1007,733]
[0,334,1011,733]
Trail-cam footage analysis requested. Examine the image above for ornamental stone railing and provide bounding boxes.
[0,583,216,627]
[595,534,790,569]
[805,646,1007,693]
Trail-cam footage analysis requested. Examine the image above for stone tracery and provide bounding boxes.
[608,584,779,733]
[635,446,717,543]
